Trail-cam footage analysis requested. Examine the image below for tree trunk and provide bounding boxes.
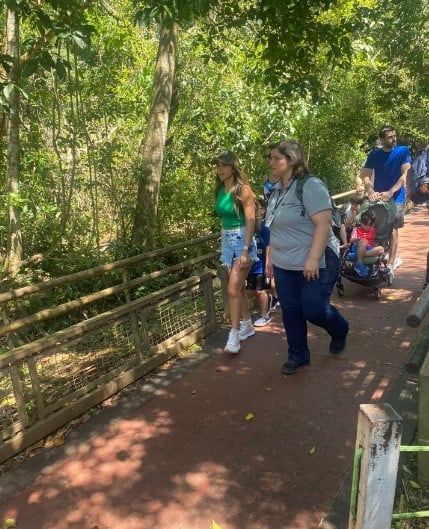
[132,21,179,250]
[3,7,22,277]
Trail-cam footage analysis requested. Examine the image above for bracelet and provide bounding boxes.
[242,245,249,251]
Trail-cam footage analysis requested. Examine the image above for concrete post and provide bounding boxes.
[348,403,403,529]
[418,352,429,483]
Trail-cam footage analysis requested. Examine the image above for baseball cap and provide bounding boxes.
[211,151,237,165]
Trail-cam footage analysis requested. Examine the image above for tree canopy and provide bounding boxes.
[0,0,428,281]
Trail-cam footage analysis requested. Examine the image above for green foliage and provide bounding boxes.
[1,0,429,284]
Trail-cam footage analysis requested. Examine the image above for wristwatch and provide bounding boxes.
[243,245,249,251]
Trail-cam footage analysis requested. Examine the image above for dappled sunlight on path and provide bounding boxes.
[0,206,427,529]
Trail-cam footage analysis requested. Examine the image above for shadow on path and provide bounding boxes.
[0,207,427,529]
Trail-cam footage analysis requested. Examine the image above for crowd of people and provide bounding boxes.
[213,125,414,374]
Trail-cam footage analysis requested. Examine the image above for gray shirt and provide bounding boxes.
[266,176,339,270]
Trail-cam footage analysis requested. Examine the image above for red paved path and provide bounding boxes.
[0,206,428,529]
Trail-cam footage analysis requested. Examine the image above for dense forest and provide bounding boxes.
[0,0,428,285]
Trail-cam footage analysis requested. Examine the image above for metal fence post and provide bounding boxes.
[348,403,403,529]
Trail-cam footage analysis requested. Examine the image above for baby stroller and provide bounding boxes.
[336,198,396,300]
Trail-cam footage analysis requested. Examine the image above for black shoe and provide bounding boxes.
[282,360,298,374]
[329,329,349,355]
[281,359,310,375]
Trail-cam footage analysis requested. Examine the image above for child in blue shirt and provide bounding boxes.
[246,201,279,326]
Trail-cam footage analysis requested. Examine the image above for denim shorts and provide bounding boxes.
[220,227,258,270]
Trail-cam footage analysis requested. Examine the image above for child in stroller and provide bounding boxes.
[336,199,396,299]
[348,209,385,277]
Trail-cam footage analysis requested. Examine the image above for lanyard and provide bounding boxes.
[266,179,294,228]
[272,179,294,211]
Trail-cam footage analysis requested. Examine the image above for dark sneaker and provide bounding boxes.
[329,326,349,355]
[281,359,310,374]
[282,361,298,374]
[270,296,280,311]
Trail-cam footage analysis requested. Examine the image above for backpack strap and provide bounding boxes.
[295,174,341,228]
[295,174,313,205]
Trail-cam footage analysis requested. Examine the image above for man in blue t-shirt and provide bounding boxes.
[360,126,412,281]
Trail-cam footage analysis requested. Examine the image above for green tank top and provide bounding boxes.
[215,187,245,229]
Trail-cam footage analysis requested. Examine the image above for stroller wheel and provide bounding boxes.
[374,287,381,300]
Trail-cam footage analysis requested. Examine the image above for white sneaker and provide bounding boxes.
[239,319,255,341]
[224,329,240,354]
[393,257,403,270]
[254,316,272,327]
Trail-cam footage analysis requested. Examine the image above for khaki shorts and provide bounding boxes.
[394,203,405,229]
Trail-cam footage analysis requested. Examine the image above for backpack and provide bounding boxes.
[407,149,429,204]
[295,174,343,230]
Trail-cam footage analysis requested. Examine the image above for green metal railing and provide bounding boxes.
[350,446,429,522]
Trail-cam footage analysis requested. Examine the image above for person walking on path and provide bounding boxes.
[360,126,412,280]
[213,151,258,354]
[265,140,349,375]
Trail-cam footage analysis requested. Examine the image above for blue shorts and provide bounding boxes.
[220,227,258,271]
[350,242,373,253]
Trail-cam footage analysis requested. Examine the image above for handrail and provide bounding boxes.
[406,283,429,328]
[0,188,355,305]
[0,251,219,337]
[0,232,220,303]
[405,281,429,374]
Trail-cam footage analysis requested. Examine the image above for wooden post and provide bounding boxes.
[349,403,403,529]
[418,353,429,483]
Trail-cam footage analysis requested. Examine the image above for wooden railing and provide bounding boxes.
[0,233,222,463]
[0,189,357,464]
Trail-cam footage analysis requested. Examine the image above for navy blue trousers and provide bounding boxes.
[274,247,349,365]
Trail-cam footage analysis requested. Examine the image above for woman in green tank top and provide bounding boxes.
[213,151,258,354]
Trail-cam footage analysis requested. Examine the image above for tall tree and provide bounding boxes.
[0,0,95,277]
[132,20,179,249]
[131,0,213,249]
[3,4,21,276]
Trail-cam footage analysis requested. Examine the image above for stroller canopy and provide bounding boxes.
[357,198,396,248]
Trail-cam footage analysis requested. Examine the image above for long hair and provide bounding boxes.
[275,140,310,180]
[214,159,253,217]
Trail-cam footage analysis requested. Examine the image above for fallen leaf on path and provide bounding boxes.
[212,520,223,529]
[245,412,254,421]
[309,446,316,455]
